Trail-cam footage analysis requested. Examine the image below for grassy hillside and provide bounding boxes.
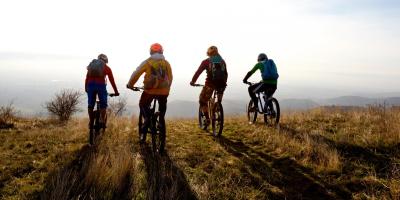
[1,106,399,199]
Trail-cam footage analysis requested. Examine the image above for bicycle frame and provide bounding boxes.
[207,90,219,117]
[255,92,273,114]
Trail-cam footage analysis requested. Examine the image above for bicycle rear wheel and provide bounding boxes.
[198,106,208,130]
[247,100,257,124]
[90,110,101,145]
[212,103,224,137]
[151,113,165,154]
[264,98,280,126]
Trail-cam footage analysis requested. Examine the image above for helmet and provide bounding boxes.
[257,53,268,62]
[150,43,163,54]
[98,54,108,63]
[207,46,219,56]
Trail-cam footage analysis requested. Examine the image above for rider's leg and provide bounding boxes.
[264,84,277,109]
[87,86,96,131]
[98,84,108,128]
[248,83,262,108]
[88,108,95,129]
[139,92,154,137]
[217,87,225,103]
[87,86,96,144]
[158,95,168,152]
[157,95,168,133]
[199,86,214,122]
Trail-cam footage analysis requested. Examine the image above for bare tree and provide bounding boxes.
[0,102,17,129]
[45,89,82,122]
[108,96,128,117]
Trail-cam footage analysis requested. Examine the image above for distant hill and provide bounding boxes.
[317,96,400,107]
[280,99,319,110]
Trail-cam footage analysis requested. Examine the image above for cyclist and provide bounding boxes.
[243,53,279,111]
[190,46,228,126]
[126,43,173,145]
[85,54,119,139]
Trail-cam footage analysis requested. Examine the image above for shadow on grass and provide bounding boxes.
[216,135,351,200]
[139,144,198,200]
[280,125,399,177]
[280,124,400,195]
[40,144,134,200]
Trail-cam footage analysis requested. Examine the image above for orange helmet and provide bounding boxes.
[207,46,219,56]
[150,43,163,54]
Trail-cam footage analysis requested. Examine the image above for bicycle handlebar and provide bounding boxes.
[127,85,144,91]
[191,83,205,87]
[109,93,119,97]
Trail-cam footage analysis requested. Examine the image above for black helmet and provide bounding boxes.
[98,54,108,63]
[257,53,268,62]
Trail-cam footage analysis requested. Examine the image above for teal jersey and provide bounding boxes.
[249,62,278,85]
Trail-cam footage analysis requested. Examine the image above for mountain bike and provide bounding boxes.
[245,82,280,126]
[128,86,165,155]
[90,93,118,145]
[192,84,224,137]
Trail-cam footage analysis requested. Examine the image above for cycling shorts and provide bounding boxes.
[87,82,108,109]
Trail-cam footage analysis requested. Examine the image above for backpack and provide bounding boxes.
[261,59,279,80]
[208,57,227,82]
[145,59,170,90]
[87,59,105,77]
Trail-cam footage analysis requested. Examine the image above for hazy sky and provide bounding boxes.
[1,0,400,111]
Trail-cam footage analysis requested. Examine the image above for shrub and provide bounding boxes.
[45,89,82,122]
[0,102,17,128]
[108,96,128,117]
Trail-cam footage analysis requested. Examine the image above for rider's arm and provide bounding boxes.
[223,60,228,83]
[105,66,119,94]
[127,60,147,88]
[243,63,260,83]
[190,60,207,84]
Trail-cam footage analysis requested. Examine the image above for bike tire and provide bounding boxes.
[264,98,280,126]
[212,103,224,137]
[247,100,257,124]
[138,111,146,142]
[198,106,207,130]
[151,113,165,155]
[91,110,100,145]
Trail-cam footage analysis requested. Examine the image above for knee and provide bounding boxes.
[199,99,207,107]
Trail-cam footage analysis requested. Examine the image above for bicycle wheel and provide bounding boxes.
[138,111,146,143]
[212,103,224,137]
[151,113,165,154]
[198,105,207,130]
[90,110,100,145]
[247,100,257,124]
[264,98,280,126]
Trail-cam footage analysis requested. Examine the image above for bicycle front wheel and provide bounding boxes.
[264,98,280,127]
[151,113,165,155]
[212,103,224,137]
[247,100,257,124]
[198,105,207,130]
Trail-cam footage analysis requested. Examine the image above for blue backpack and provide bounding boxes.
[261,59,279,80]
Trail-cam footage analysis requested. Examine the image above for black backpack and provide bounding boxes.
[87,59,105,77]
[209,59,227,82]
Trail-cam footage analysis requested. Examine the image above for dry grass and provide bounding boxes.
[1,106,399,199]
